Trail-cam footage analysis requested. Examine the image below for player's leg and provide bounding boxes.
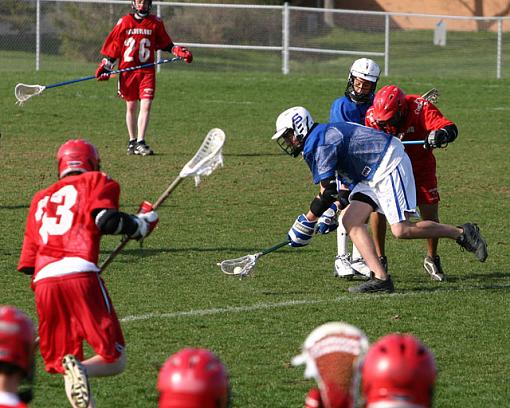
[419,202,445,281]
[126,100,138,148]
[335,210,355,277]
[369,211,388,272]
[119,72,139,155]
[134,72,156,156]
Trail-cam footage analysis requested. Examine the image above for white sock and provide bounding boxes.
[337,213,349,256]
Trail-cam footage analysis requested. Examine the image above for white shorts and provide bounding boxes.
[351,154,419,225]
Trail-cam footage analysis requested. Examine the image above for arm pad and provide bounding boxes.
[310,178,338,217]
[95,209,139,236]
[442,124,458,143]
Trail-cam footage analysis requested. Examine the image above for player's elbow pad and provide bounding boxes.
[95,209,138,236]
[442,124,458,143]
[310,178,338,217]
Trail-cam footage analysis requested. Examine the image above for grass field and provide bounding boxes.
[1,65,509,407]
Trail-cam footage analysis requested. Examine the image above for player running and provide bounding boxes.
[18,139,158,407]
[272,106,487,293]
[95,0,193,156]
[366,85,458,281]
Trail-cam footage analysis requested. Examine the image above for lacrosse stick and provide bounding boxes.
[402,140,426,145]
[218,239,290,278]
[99,128,225,272]
[15,57,182,105]
[421,88,440,104]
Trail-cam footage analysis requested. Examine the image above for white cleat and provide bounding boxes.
[350,257,371,278]
[63,355,90,408]
[334,255,355,278]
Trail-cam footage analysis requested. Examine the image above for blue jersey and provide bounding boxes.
[329,95,372,124]
[302,122,392,185]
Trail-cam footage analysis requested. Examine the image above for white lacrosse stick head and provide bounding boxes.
[15,83,46,106]
[218,254,259,278]
[180,128,225,186]
[292,322,369,408]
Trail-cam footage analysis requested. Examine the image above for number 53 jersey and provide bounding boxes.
[18,172,120,284]
[100,14,172,72]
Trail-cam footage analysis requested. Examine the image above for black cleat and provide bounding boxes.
[134,140,154,156]
[127,140,137,155]
[456,223,488,262]
[348,274,394,294]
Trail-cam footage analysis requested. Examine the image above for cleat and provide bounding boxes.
[456,223,488,262]
[127,140,137,155]
[350,257,371,278]
[423,255,445,281]
[334,254,355,278]
[379,255,388,273]
[348,274,394,293]
[134,140,154,156]
[63,355,90,408]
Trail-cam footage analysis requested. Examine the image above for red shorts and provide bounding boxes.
[34,273,125,374]
[118,69,156,101]
[413,167,440,205]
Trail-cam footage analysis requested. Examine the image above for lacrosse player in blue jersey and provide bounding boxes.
[272,106,488,293]
[329,58,382,280]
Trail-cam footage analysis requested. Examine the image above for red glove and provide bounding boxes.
[305,388,323,408]
[134,200,159,239]
[172,45,193,63]
[95,58,114,81]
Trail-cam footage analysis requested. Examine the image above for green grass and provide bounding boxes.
[1,68,509,407]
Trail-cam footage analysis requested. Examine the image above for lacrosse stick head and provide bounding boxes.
[292,322,369,408]
[15,83,46,106]
[180,128,225,186]
[421,88,440,104]
[218,253,259,278]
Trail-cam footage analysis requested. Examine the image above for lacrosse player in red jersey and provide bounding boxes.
[0,306,36,408]
[366,85,458,282]
[361,333,437,408]
[273,106,487,293]
[293,322,369,408]
[17,139,159,408]
[95,0,193,156]
[157,348,230,408]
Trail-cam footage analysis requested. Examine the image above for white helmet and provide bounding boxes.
[345,58,381,104]
[272,106,314,157]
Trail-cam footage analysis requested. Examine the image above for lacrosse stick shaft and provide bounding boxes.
[260,239,290,256]
[99,176,184,272]
[45,58,181,90]
[402,140,425,145]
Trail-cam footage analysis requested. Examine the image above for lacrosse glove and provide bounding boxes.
[172,45,193,63]
[288,214,317,247]
[95,58,115,81]
[317,203,339,235]
[129,201,159,240]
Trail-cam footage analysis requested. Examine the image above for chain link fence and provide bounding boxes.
[1,0,508,78]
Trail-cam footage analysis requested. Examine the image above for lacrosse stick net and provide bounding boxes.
[15,84,46,106]
[179,128,225,186]
[218,239,289,278]
[421,88,440,104]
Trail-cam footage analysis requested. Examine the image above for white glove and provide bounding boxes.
[130,211,159,240]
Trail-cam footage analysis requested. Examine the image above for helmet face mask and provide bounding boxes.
[345,58,380,104]
[131,0,152,18]
[57,139,100,179]
[272,106,314,157]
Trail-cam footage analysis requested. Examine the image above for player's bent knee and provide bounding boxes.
[390,223,409,239]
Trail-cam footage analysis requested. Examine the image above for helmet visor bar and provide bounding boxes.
[275,128,301,157]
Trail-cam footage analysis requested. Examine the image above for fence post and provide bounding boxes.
[497,17,502,79]
[36,0,40,71]
[384,13,389,76]
[282,2,289,75]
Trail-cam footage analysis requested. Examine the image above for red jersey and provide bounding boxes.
[18,172,120,283]
[100,14,172,72]
[366,95,453,172]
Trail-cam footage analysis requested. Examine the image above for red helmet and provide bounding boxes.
[57,139,100,179]
[157,348,230,408]
[0,305,36,376]
[361,334,436,408]
[371,85,407,135]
